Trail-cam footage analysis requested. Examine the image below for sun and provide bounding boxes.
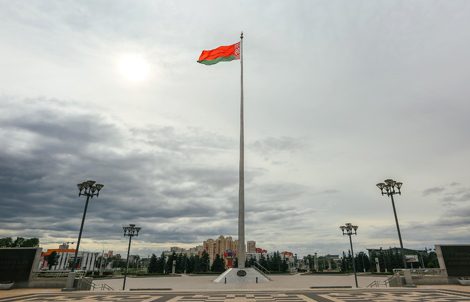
[119,55,150,82]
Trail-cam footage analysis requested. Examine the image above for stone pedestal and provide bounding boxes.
[61,272,76,291]
[403,269,416,287]
[213,268,270,283]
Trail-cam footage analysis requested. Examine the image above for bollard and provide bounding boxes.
[225,277,226,284]
[256,277,258,283]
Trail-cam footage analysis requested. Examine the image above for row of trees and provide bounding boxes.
[303,249,439,273]
[147,250,217,273]
[0,237,39,248]
[247,252,290,272]
[303,254,339,271]
[145,251,291,274]
[338,249,439,273]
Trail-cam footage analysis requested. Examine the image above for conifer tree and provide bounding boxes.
[148,254,157,273]
[200,250,210,272]
[211,254,225,272]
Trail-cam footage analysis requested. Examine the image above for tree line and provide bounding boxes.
[0,237,39,248]
[303,249,440,273]
[146,250,290,274]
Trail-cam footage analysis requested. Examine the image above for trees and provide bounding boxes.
[200,250,210,272]
[166,251,177,273]
[0,237,39,247]
[47,251,59,269]
[426,251,439,268]
[156,252,166,273]
[148,254,158,273]
[280,258,289,272]
[341,251,347,272]
[211,254,225,272]
[190,254,201,273]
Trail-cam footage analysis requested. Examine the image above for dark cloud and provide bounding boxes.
[0,96,315,254]
[249,136,307,160]
[439,186,470,203]
[316,189,340,195]
[422,187,445,196]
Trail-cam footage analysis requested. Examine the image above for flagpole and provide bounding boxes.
[238,31,246,269]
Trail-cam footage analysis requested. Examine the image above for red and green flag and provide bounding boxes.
[197,42,240,65]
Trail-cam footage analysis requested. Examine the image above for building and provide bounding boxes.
[203,235,239,265]
[38,248,100,271]
[247,241,256,253]
[162,245,203,258]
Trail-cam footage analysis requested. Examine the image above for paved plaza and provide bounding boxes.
[1,274,470,302]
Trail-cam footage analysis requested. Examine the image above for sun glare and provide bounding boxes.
[119,55,150,82]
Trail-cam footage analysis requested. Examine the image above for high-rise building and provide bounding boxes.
[203,235,239,265]
[162,245,203,258]
[247,241,256,253]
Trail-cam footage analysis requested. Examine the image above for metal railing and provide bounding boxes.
[366,274,400,288]
[253,261,270,274]
[32,271,70,278]
[77,276,96,290]
[393,268,443,276]
[252,261,273,281]
[77,273,114,291]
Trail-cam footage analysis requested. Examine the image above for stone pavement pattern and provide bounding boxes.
[2,290,470,302]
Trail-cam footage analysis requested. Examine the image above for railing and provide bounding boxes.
[78,276,96,290]
[366,274,401,288]
[366,280,382,288]
[253,261,270,274]
[252,261,273,281]
[99,283,114,291]
[32,271,70,278]
[393,268,443,276]
[386,274,402,287]
[77,273,114,291]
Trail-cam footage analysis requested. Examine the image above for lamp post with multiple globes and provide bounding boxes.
[122,224,141,290]
[71,180,104,272]
[340,223,358,288]
[376,179,407,268]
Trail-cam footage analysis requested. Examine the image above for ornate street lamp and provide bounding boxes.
[71,180,104,272]
[376,179,407,268]
[340,223,358,288]
[122,224,141,290]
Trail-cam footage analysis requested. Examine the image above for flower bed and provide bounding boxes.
[458,277,470,285]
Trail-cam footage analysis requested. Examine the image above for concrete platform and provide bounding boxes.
[213,268,271,283]
[2,274,470,302]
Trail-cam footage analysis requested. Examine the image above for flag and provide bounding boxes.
[197,42,240,65]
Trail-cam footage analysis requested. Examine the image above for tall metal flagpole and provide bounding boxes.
[238,31,246,268]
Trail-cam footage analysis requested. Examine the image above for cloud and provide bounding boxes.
[0,96,317,255]
[422,187,445,196]
[249,137,307,160]
[316,189,340,195]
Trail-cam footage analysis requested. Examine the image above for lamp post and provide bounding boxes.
[122,224,141,290]
[376,179,407,269]
[340,223,358,288]
[71,180,104,272]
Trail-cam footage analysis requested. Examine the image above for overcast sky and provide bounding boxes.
[1,0,470,258]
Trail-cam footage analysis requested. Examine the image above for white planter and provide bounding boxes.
[458,279,470,286]
[0,283,14,290]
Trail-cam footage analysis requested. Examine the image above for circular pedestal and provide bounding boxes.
[0,283,14,290]
[458,279,470,286]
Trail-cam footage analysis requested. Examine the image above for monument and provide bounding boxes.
[198,33,271,283]
[436,244,470,278]
[0,247,43,287]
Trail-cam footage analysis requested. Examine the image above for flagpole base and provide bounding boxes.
[213,268,271,283]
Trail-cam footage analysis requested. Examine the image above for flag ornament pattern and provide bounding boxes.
[197,42,240,65]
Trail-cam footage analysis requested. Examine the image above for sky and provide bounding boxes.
[1,0,470,258]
